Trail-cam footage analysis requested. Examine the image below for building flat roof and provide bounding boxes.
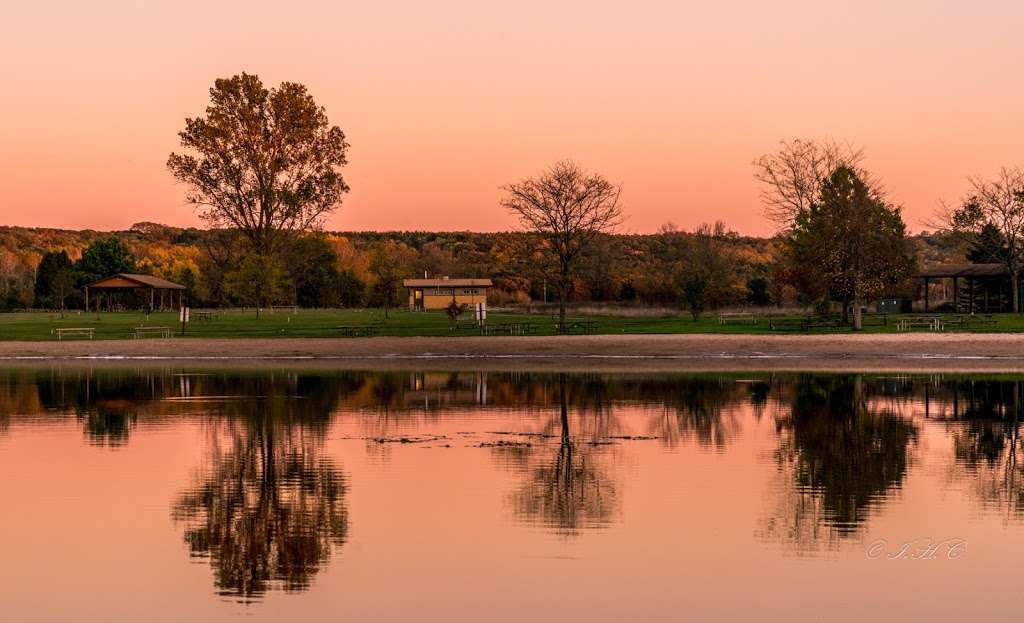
[403,278,493,288]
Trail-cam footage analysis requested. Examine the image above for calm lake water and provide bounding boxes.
[2,367,1023,621]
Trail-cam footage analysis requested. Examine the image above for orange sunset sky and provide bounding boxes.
[1,0,1022,237]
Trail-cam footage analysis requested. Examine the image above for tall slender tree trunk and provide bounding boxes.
[1012,269,1020,313]
[853,298,863,330]
[557,286,566,328]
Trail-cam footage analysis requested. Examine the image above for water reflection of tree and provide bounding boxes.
[648,377,746,450]
[34,369,170,446]
[508,374,619,537]
[171,379,349,600]
[759,375,918,552]
[942,379,1024,518]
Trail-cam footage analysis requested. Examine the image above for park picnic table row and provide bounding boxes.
[52,326,172,340]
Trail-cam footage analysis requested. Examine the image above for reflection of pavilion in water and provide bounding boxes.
[404,372,489,409]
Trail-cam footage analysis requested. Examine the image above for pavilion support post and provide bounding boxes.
[150,288,155,312]
[953,277,959,312]
[924,277,930,312]
[85,287,89,312]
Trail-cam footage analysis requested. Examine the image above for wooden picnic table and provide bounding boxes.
[554,320,598,335]
[950,314,998,330]
[336,325,378,337]
[768,316,843,332]
[480,322,537,336]
[449,320,480,332]
[192,310,219,321]
[896,316,944,332]
[132,326,172,339]
[53,327,95,340]
[718,312,759,324]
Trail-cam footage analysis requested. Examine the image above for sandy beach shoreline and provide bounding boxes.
[1,333,1024,372]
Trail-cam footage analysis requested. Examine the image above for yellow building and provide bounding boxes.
[403,278,492,311]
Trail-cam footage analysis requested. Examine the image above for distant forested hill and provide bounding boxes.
[0,222,968,310]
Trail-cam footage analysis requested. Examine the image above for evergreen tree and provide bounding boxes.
[34,250,74,314]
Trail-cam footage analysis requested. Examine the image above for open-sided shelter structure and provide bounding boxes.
[83,273,186,312]
[915,263,1015,312]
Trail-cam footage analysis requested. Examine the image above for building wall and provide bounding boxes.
[407,287,488,310]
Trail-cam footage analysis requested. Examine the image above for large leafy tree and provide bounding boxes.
[168,73,349,256]
[224,254,288,316]
[949,168,1024,312]
[785,166,915,329]
[754,138,875,227]
[34,250,74,314]
[75,237,136,284]
[367,242,414,319]
[282,236,343,308]
[501,161,623,325]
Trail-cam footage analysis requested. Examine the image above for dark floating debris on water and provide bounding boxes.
[486,431,558,438]
[369,435,448,444]
[477,440,533,448]
[607,435,659,440]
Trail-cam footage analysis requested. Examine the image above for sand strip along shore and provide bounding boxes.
[2,333,1024,372]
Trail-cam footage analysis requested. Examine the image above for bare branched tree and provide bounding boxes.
[946,168,1024,312]
[501,161,623,324]
[754,138,875,227]
[168,73,349,256]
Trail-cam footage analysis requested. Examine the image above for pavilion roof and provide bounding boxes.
[84,273,187,290]
[915,263,1008,278]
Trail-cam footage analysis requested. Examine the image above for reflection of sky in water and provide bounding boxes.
[1,369,1024,620]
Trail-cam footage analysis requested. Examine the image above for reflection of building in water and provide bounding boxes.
[405,372,488,409]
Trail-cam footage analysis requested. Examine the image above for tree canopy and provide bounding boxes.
[784,166,914,328]
[168,73,349,256]
[76,237,136,283]
[949,168,1024,312]
[502,160,623,323]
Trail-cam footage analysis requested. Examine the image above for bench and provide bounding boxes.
[718,312,759,324]
[132,326,172,339]
[336,325,378,337]
[53,327,95,340]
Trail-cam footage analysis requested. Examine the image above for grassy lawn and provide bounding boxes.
[3,308,1024,341]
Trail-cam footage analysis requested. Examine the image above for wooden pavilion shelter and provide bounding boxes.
[915,263,1014,313]
[83,273,186,312]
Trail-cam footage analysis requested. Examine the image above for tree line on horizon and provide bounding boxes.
[3,72,1023,320]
